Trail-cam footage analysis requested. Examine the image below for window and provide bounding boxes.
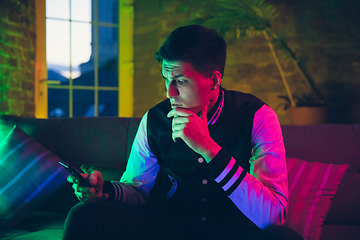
[40,0,133,118]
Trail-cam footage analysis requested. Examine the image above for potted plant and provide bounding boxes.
[278,91,328,125]
[191,0,328,125]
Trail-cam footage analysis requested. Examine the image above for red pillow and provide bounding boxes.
[284,157,349,240]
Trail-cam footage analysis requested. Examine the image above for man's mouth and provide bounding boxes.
[171,104,182,109]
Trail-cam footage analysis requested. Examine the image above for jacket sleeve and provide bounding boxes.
[207,104,288,228]
[107,111,161,205]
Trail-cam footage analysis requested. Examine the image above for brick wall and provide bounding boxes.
[0,0,36,117]
[0,0,358,123]
[133,0,360,124]
[133,0,161,116]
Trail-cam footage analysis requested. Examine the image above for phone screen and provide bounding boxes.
[59,160,99,192]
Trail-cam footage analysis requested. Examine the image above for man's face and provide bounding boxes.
[162,60,217,114]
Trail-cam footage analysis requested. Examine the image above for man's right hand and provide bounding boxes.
[67,170,109,203]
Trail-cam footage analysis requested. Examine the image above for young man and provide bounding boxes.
[63,25,303,240]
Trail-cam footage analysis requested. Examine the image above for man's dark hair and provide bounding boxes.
[155,25,227,77]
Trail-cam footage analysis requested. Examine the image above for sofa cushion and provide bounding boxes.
[281,124,360,171]
[283,157,348,240]
[319,225,360,240]
[0,212,66,240]
[0,126,68,229]
[56,117,141,168]
[0,229,63,240]
[324,171,360,226]
[0,115,64,156]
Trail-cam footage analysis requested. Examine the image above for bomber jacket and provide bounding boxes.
[106,88,288,229]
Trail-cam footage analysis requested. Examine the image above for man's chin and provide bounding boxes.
[170,104,202,114]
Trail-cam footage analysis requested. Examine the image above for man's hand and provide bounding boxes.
[167,103,221,162]
[67,171,109,203]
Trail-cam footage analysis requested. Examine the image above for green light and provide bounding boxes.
[0,124,15,148]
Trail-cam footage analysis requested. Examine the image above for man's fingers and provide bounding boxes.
[67,174,77,183]
[172,134,181,143]
[168,104,209,144]
[72,182,78,191]
[88,170,101,186]
[67,173,89,184]
[167,108,193,118]
[70,171,105,203]
[171,116,189,127]
[74,185,98,202]
[73,183,91,193]
[102,193,109,200]
[75,190,108,203]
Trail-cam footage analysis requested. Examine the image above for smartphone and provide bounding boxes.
[59,160,99,192]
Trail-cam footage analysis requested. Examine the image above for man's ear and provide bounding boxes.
[211,71,222,90]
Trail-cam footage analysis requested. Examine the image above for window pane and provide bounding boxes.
[71,22,92,85]
[99,90,118,116]
[73,90,94,117]
[98,26,118,87]
[98,0,118,24]
[46,0,70,19]
[71,0,91,22]
[46,19,70,85]
[73,70,94,86]
[48,89,69,118]
[46,0,120,119]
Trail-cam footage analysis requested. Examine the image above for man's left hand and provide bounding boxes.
[167,103,221,162]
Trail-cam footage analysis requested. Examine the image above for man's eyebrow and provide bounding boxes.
[162,74,184,80]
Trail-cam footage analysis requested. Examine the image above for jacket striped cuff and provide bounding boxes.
[207,148,247,195]
[111,181,124,202]
[102,181,123,202]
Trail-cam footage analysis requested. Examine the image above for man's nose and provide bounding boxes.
[166,81,179,98]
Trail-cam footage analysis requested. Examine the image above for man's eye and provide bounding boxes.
[177,79,187,84]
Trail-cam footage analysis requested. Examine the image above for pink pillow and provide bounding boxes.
[284,157,349,240]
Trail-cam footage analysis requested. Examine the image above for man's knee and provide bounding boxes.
[64,201,120,240]
[67,202,89,216]
[65,202,95,224]
[63,202,95,240]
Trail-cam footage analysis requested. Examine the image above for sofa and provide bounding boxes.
[0,114,359,240]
